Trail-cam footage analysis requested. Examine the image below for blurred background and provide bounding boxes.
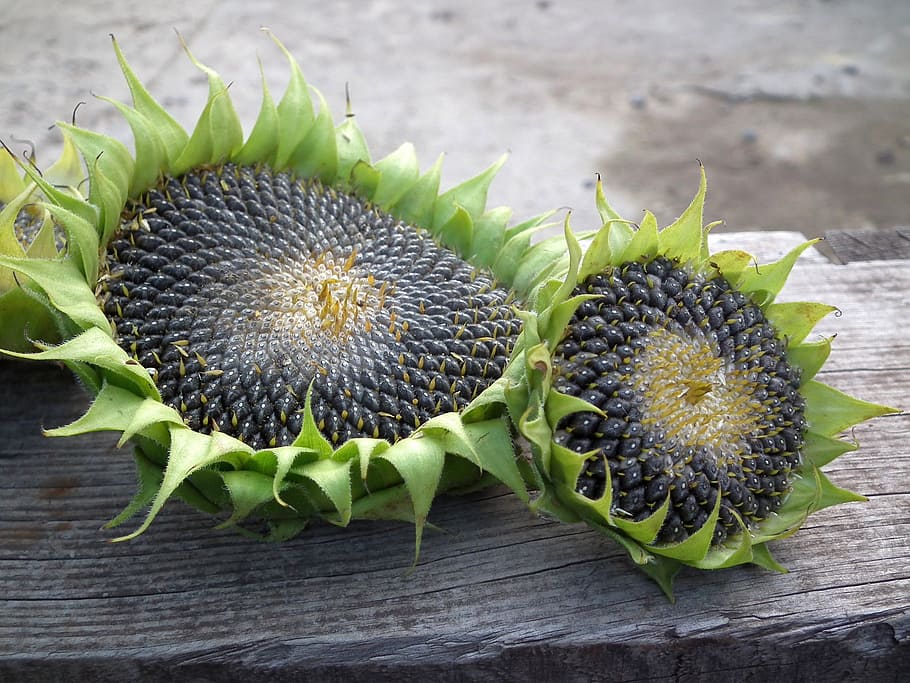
[1,0,908,238]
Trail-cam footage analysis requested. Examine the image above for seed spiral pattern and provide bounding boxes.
[100,164,521,449]
[553,257,806,546]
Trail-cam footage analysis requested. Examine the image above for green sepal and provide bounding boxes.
[580,218,630,280]
[0,187,30,274]
[266,30,316,169]
[287,89,338,183]
[814,467,867,508]
[753,471,820,543]
[802,430,857,468]
[689,522,755,570]
[349,164,380,208]
[0,258,109,339]
[104,450,165,529]
[736,239,819,306]
[469,206,514,271]
[335,113,371,185]
[94,94,167,197]
[296,457,355,526]
[377,435,446,559]
[44,381,148,438]
[111,35,189,172]
[787,337,832,382]
[44,202,102,282]
[544,387,604,429]
[455,418,528,502]
[802,379,897,437]
[646,492,721,562]
[593,174,623,225]
[708,250,755,286]
[620,210,660,263]
[433,154,506,239]
[114,425,251,541]
[0,287,60,352]
[613,495,670,546]
[493,224,547,291]
[218,470,283,529]
[0,148,26,203]
[656,164,709,266]
[55,123,132,242]
[764,301,836,345]
[511,231,576,300]
[23,214,58,261]
[8,145,100,232]
[750,543,788,574]
[390,154,443,230]
[248,446,300,508]
[290,383,334,457]
[372,143,420,209]
[233,58,280,166]
[171,38,244,174]
[3,327,157,398]
[437,205,474,261]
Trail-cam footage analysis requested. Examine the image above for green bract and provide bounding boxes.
[0,135,85,351]
[504,169,896,597]
[0,33,570,551]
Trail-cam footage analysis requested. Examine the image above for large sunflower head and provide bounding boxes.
[0,33,572,548]
[508,169,897,597]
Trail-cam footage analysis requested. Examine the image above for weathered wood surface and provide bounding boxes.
[1,232,907,682]
[824,227,910,264]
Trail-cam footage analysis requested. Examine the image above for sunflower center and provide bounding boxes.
[100,163,521,449]
[552,257,806,547]
[254,249,387,355]
[632,327,764,463]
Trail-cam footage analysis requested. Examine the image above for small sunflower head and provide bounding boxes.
[512,168,896,597]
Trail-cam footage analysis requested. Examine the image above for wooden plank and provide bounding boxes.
[1,250,908,681]
[825,227,910,264]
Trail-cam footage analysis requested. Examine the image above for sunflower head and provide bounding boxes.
[0,33,557,550]
[509,168,897,597]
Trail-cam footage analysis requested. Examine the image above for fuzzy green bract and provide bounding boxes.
[503,167,896,597]
[0,32,571,553]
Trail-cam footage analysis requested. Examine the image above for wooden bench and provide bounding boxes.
[1,231,907,681]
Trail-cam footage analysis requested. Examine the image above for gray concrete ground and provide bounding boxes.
[2,0,908,237]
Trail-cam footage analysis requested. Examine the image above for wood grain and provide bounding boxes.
[1,233,907,682]
[825,228,910,264]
